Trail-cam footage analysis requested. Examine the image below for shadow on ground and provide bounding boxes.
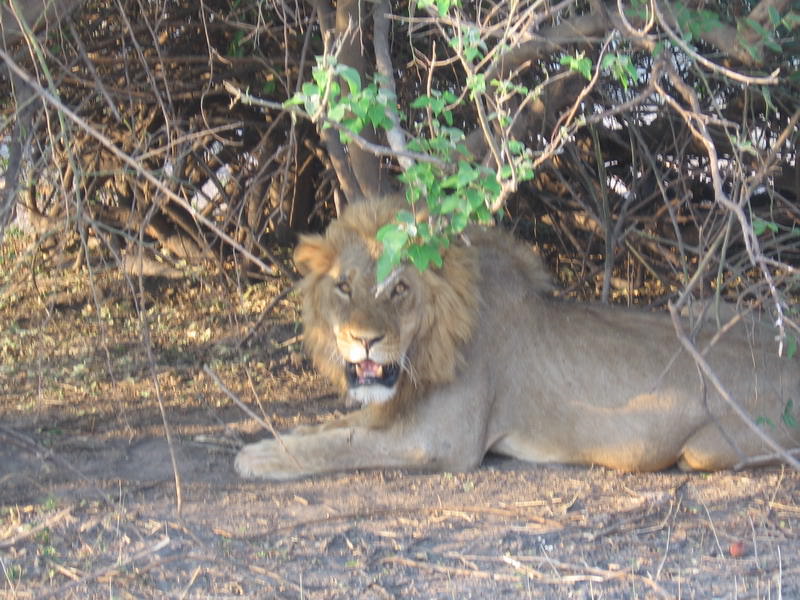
[1,265,798,599]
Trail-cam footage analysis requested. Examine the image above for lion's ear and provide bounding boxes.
[294,234,335,276]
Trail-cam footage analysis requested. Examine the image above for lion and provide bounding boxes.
[235,199,800,479]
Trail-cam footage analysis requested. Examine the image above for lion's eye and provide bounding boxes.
[335,280,351,296]
[391,281,408,298]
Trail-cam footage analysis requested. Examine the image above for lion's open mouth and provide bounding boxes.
[345,359,400,388]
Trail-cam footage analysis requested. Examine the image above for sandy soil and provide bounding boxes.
[1,255,799,599]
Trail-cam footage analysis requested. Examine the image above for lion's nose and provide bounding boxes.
[353,333,384,352]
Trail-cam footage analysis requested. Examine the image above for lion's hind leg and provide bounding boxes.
[678,414,798,471]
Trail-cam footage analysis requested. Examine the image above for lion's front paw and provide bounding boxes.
[235,439,303,480]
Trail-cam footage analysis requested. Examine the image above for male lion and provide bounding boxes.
[236,200,799,479]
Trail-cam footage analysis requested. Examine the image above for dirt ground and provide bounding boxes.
[1,242,799,599]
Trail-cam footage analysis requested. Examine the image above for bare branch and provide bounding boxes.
[373,0,413,171]
[223,81,447,169]
[0,48,274,274]
[653,1,780,80]
[332,0,390,200]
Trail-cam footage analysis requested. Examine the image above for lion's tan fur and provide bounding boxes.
[236,199,800,479]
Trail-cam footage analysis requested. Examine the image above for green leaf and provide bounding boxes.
[376,223,409,253]
[442,109,454,126]
[302,80,320,96]
[337,65,362,94]
[623,58,639,82]
[407,243,442,272]
[787,335,798,359]
[328,80,341,100]
[450,211,468,233]
[429,246,444,268]
[283,93,306,108]
[464,46,481,63]
[695,9,722,33]
[405,139,426,153]
[482,174,501,196]
[783,11,800,29]
[454,142,471,157]
[782,399,797,428]
[456,161,479,186]
[439,194,462,214]
[227,30,245,57]
[752,217,779,235]
[262,79,276,95]
[467,73,486,98]
[350,97,368,119]
[507,139,524,155]
[430,96,445,115]
[407,245,429,271]
[328,103,346,122]
[396,210,416,225]
[475,206,493,223]
[768,6,781,27]
[466,188,483,210]
[410,95,431,109]
[623,0,650,20]
[440,173,458,190]
[312,66,329,89]
[761,86,775,116]
[517,164,535,181]
[367,103,388,129]
[376,252,399,283]
[743,17,781,52]
[559,53,593,80]
[756,415,776,428]
[341,116,363,132]
[744,17,771,40]
[601,53,639,91]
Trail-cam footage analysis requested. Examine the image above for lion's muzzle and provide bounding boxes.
[346,359,400,389]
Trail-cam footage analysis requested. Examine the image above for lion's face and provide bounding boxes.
[313,240,431,404]
[294,201,479,406]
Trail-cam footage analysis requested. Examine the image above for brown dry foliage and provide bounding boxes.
[0,0,797,332]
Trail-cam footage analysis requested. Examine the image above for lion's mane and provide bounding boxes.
[294,200,483,397]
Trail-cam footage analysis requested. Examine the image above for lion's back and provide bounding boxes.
[467,226,554,305]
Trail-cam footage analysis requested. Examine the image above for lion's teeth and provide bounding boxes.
[358,360,382,379]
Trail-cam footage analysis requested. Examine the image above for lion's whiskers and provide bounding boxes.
[399,354,418,387]
[327,345,343,365]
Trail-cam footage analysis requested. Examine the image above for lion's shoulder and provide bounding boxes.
[466,226,554,296]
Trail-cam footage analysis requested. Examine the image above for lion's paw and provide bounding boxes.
[234,439,303,480]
